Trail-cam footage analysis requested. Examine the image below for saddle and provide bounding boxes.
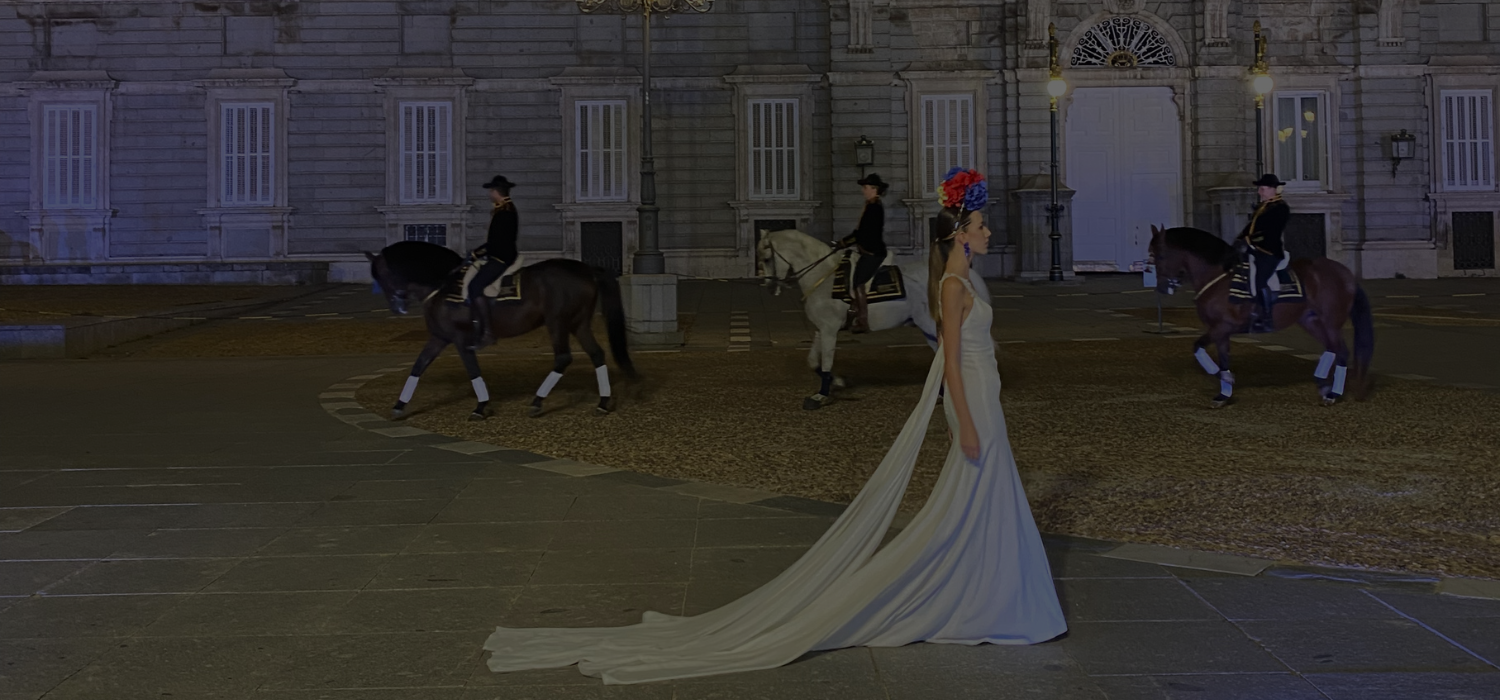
[830,251,906,303]
[446,256,524,304]
[1228,258,1304,305]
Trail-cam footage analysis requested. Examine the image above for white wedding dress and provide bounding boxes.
[484,273,1066,684]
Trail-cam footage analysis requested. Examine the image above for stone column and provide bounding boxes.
[622,275,683,347]
[1012,187,1076,280]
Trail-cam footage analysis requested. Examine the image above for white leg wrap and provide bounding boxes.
[1194,348,1220,375]
[471,377,490,403]
[1219,370,1234,397]
[594,365,611,398]
[399,375,420,403]
[536,371,564,398]
[1314,352,1336,380]
[1332,365,1348,395]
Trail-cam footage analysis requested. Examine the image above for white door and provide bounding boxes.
[1065,87,1183,271]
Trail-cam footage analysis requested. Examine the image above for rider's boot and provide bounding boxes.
[467,297,489,351]
[850,285,871,334]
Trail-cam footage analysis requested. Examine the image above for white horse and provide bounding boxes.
[757,228,990,410]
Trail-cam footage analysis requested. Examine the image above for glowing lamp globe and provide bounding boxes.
[1252,74,1274,96]
[1046,77,1068,98]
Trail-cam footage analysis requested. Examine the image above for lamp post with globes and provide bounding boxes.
[576,0,713,275]
[1250,20,1273,176]
[1046,23,1068,282]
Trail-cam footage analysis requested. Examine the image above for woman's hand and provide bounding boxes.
[959,423,981,463]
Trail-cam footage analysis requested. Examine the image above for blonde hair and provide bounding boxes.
[927,206,968,327]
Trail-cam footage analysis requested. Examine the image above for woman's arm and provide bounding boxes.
[939,276,980,462]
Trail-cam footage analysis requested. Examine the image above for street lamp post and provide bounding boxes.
[1046,24,1068,282]
[577,0,713,275]
[1250,21,1273,177]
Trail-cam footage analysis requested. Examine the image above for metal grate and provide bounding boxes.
[581,221,624,275]
[1283,213,1326,259]
[403,223,447,246]
[1453,211,1496,270]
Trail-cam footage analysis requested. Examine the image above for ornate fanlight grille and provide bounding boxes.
[1069,16,1176,68]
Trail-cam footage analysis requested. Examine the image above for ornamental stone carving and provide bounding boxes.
[1070,16,1177,68]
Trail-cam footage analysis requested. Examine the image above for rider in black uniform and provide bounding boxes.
[1238,173,1290,331]
[837,173,888,334]
[467,175,518,350]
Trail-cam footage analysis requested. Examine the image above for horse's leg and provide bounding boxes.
[530,322,573,418]
[805,310,841,411]
[455,345,490,421]
[392,336,449,419]
[573,317,613,415]
[1300,314,1348,406]
[1193,328,1236,409]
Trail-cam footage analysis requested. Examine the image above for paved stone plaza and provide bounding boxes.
[2,277,1499,699]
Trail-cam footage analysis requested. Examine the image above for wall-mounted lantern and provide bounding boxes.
[1390,129,1416,177]
[855,135,875,172]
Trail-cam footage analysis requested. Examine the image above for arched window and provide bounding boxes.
[1070,16,1177,68]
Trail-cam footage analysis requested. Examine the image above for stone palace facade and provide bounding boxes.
[0,0,1496,283]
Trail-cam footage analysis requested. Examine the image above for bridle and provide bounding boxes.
[759,239,842,298]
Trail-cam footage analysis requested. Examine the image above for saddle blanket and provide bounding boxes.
[1228,262,1304,304]
[445,266,522,304]
[831,256,907,303]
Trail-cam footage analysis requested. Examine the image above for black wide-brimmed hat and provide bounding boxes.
[1252,173,1286,187]
[482,175,516,193]
[857,172,889,195]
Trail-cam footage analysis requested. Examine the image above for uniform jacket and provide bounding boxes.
[478,203,519,265]
[1239,197,1289,258]
[839,199,886,256]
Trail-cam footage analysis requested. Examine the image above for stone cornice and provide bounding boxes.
[195,68,294,89]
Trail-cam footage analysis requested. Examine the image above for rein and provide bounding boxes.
[1194,271,1228,300]
[764,242,843,299]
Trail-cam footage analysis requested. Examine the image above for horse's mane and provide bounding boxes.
[381,240,464,286]
[1164,227,1237,270]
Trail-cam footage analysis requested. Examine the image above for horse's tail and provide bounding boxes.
[593,267,638,379]
[1351,285,1375,399]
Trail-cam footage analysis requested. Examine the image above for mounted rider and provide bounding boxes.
[464,175,519,350]
[1238,173,1291,331]
[835,173,889,333]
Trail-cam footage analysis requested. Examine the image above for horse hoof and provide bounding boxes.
[803,395,827,411]
[527,405,542,418]
[596,398,613,415]
[391,409,405,420]
[467,411,486,422]
[1210,396,1234,409]
[832,376,848,390]
[1321,396,1340,407]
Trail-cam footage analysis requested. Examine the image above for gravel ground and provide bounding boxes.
[357,339,1500,580]
[0,285,303,322]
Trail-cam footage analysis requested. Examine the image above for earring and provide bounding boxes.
[963,242,971,258]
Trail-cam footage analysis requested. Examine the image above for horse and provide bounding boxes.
[365,240,636,421]
[756,228,989,410]
[1147,225,1374,408]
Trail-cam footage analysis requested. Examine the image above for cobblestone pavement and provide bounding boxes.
[2,275,1499,698]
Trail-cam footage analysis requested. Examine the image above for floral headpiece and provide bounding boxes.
[937,167,988,214]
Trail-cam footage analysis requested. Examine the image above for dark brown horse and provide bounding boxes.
[366,240,635,420]
[1148,225,1374,407]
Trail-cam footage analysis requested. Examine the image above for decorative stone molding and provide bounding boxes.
[196,207,294,260]
[195,68,296,261]
[1378,0,1405,48]
[1204,0,1231,48]
[724,65,823,268]
[1025,0,1050,50]
[1101,0,1141,15]
[550,67,644,271]
[848,0,875,53]
[552,203,642,274]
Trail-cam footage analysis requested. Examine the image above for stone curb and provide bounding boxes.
[321,366,1500,600]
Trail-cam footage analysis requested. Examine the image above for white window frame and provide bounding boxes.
[398,101,453,204]
[1440,89,1495,192]
[40,103,100,209]
[747,98,800,200]
[22,75,116,263]
[197,71,294,261]
[575,99,629,203]
[919,93,975,194]
[219,102,276,206]
[1270,90,1331,191]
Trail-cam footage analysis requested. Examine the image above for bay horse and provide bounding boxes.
[366,240,635,420]
[1147,225,1374,407]
[757,228,989,410]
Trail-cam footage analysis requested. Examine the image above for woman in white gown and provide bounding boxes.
[483,168,1066,684]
